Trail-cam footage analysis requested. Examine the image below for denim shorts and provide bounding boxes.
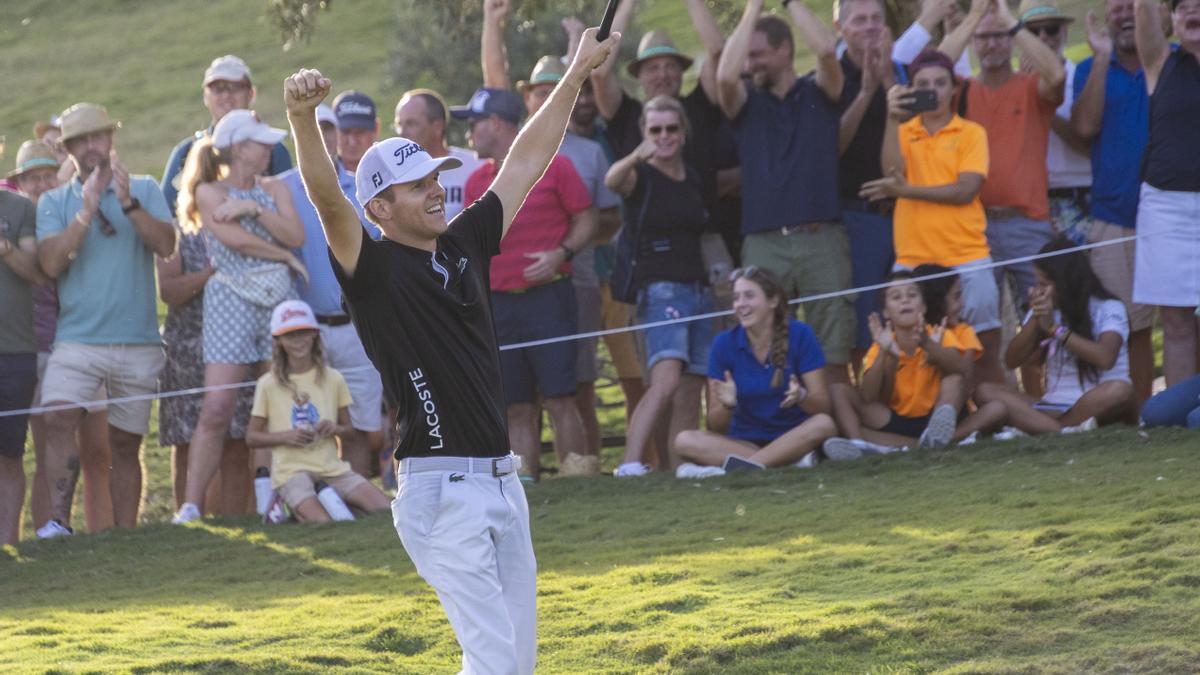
[0,353,38,459]
[636,281,713,376]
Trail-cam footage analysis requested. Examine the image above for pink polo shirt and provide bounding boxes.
[464,154,591,292]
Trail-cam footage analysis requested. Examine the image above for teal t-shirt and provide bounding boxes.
[0,190,38,353]
[36,175,171,345]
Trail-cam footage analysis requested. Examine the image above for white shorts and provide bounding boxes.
[319,323,383,433]
[392,461,536,675]
[35,351,107,414]
[39,343,164,435]
[1134,183,1200,307]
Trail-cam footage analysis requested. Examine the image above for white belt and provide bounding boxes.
[399,454,522,477]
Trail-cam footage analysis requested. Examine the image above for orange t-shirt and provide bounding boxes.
[863,327,966,418]
[894,115,991,267]
[966,73,1059,221]
[950,323,983,361]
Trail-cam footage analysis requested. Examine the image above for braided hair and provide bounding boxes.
[735,267,791,388]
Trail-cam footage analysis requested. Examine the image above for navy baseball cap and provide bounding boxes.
[332,90,377,130]
[450,88,523,126]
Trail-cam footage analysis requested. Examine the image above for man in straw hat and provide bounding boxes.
[161,55,293,213]
[0,143,46,546]
[283,22,618,673]
[1070,0,1161,406]
[34,102,176,538]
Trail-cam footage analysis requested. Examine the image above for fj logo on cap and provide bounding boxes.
[372,172,384,188]
[393,142,422,166]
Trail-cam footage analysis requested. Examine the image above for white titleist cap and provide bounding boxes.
[212,109,287,149]
[270,299,319,336]
[204,55,252,85]
[316,103,337,127]
[355,137,462,205]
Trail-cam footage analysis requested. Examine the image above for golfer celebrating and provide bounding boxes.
[284,27,619,675]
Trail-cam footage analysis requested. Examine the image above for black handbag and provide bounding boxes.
[609,177,653,304]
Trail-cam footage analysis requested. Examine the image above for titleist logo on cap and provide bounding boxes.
[468,91,490,112]
[337,101,374,116]
[394,142,423,165]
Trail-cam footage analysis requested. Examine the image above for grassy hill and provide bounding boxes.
[4,427,1199,672]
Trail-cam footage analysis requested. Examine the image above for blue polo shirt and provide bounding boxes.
[1073,53,1148,228]
[36,175,172,344]
[278,160,374,316]
[731,76,841,233]
[707,319,826,444]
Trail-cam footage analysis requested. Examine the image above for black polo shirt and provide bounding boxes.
[330,191,508,459]
[837,53,892,201]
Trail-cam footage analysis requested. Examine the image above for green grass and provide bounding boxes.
[5,426,1200,672]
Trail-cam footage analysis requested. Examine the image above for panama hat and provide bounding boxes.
[7,140,60,179]
[626,31,694,77]
[1018,0,1075,24]
[58,103,121,143]
[517,56,566,93]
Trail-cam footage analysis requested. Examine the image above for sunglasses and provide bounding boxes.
[1028,23,1062,37]
[96,208,116,237]
[646,124,681,136]
[972,31,1012,41]
[728,265,761,282]
[207,81,251,95]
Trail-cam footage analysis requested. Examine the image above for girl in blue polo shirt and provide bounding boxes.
[674,267,837,477]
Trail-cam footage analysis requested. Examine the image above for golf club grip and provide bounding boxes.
[596,0,618,41]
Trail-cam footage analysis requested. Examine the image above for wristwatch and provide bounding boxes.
[121,198,142,215]
[560,243,576,261]
[1008,20,1025,36]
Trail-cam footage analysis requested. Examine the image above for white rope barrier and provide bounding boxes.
[0,234,1138,418]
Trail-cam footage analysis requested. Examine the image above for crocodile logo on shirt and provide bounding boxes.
[449,473,465,483]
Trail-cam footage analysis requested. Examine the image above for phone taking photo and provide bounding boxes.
[902,89,939,113]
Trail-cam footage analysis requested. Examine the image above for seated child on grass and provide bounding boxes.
[975,237,1133,434]
[823,271,1006,460]
[673,267,836,477]
[246,301,390,522]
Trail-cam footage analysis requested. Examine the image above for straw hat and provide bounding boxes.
[517,56,566,93]
[7,140,60,179]
[626,31,694,78]
[1018,0,1075,24]
[58,103,121,143]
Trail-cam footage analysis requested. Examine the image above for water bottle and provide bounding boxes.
[315,481,355,521]
[254,467,273,516]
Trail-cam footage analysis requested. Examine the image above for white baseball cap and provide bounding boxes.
[270,300,319,336]
[355,137,462,206]
[204,55,252,86]
[316,103,337,127]
[213,109,287,149]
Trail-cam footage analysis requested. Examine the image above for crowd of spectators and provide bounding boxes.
[1,0,1198,542]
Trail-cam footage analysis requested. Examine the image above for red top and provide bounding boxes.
[464,154,592,292]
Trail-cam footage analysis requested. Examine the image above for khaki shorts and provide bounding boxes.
[599,282,643,380]
[742,224,856,365]
[39,343,165,435]
[1088,220,1155,332]
[277,470,368,509]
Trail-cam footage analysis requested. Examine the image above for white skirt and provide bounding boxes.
[1133,183,1200,307]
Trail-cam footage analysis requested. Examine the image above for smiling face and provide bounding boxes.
[883,281,926,328]
[1173,0,1200,50]
[1106,0,1138,53]
[367,171,448,243]
[747,30,794,89]
[15,166,59,204]
[641,109,685,161]
[973,13,1015,71]
[203,79,255,124]
[637,55,684,100]
[62,130,113,177]
[838,0,887,54]
[732,277,779,332]
[277,329,317,364]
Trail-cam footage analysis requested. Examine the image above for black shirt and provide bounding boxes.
[621,162,709,290]
[330,192,508,459]
[1144,48,1200,192]
[837,53,895,201]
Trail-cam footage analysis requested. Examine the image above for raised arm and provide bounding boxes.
[717,0,762,119]
[284,69,364,277]
[686,0,726,104]
[482,0,512,90]
[995,0,1064,102]
[786,0,844,101]
[604,139,655,196]
[878,86,910,176]
[591,0,637,121]
[491,27,620,235]
[1070,11,1112,140]
[939,0,990,63]
[1134,0,1170,89]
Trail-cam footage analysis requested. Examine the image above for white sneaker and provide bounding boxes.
[36,519,74,539]
[614,462,650,477]
[675,462,726,479]
[918,404,957,449]
[794,451,819,469]
[1061,417,1098,434]
[823,437,898,461]
[993,426,1027,441]
[957,431,978,446]
[172,502,202,524]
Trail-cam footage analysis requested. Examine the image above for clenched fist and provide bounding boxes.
[284,68,332,117]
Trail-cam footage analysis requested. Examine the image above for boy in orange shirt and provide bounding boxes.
[824,272,1006,460]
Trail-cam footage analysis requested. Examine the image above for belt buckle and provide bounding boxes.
[491,457,505,477]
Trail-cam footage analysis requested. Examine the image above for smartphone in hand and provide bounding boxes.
[902,89,939,113]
